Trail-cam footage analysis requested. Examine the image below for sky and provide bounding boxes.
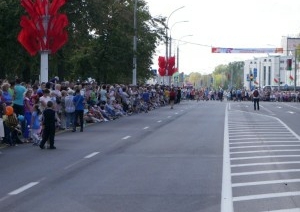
[145,0,300,75]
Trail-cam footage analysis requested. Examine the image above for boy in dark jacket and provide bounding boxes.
[39,101,57,149]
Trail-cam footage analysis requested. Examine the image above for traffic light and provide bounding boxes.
[287,58,292,70]
[250,74,254,81]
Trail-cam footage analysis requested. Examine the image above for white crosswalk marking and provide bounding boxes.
[223,108,300,212]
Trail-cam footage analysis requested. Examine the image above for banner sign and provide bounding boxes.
[211,47,283,54]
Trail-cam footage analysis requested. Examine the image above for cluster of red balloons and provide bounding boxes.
[158,56,177,76]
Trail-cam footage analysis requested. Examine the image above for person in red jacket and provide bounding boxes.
[169,88,176,109]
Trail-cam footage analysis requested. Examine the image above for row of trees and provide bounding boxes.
[0,0,166,84]
[186,61,244,90]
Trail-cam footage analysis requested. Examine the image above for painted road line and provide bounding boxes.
[157,120,162,123]
[231,155,300,160]
[233,191,300,202]
[259,105,275,115]
[230,132,291,135]
[231,161,300,167]
[284,103,300,110]
[143,126,149,129]
[231,169,300,176]
[230,137,296,141]
[287,111,295,114]
[230,144,300,149]
[221,104,234,212]
[9,182,39,195]
[122,136,131,140]
[230,141,300,145]
[84,152,100,159]
[231,149,300,154]
[261,208,300,212]
[232,179,300,187]
[167,116,172,118]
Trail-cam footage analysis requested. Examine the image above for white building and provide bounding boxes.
[244,36,300,90]
[244,55,298,90]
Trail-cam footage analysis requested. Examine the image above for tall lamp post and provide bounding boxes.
[132,0,138,85]
[294,49,298,93]
[169,21,188,59]
[165,6,185,79]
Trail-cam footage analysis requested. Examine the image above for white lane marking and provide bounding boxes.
[232,179,300,187]
[174,113,178,115]
[64,159,85,170]
[231,169,300,176]
[259,105,275,115]
[143,126,149,129]
[167,116,172,118]
[261,208,300,212]
[122,136,131,140]
[284,103,300,110]
[230,141,300,145]
[233,191,300,202]
[229,133,291,138]
[157,120,162,123]
[221,104,234,212]
[230,137,296,141]
[9,182,39,195]
[231,161,300,167]
[84,152,100,159]
[231,149,300,154]
[287,111,295,114]
[231,155,300,160]
[230,144,300,149]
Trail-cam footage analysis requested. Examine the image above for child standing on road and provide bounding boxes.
[31,104,42,146]
[39,101,57,150]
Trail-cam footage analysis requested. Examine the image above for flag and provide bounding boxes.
[289,75,294,81]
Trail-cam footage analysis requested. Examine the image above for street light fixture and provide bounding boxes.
[165,6,185,77]
[169,21,188,58]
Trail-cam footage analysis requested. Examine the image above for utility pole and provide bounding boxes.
[295,49,297,93]
[132,0,137,85]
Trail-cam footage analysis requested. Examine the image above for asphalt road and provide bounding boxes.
[1,100,300,212]
[0,100,225,212]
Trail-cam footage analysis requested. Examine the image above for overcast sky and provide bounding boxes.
[145,0,300,74]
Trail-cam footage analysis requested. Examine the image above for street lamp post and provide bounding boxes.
[132,0,137,85]
[294,49,298,93]
[169,21,188,59]
[165,6,184,81]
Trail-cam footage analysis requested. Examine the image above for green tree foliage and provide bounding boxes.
[212,61,244,89]
[187,72,201,87]
[0,0,38,81]
[0,0,165,84]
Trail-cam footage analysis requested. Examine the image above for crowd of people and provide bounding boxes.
[2,77,298,149]
[0,78,185,149]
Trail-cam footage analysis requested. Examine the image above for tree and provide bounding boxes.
[0,0,166,84]
[187,72,202,87]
